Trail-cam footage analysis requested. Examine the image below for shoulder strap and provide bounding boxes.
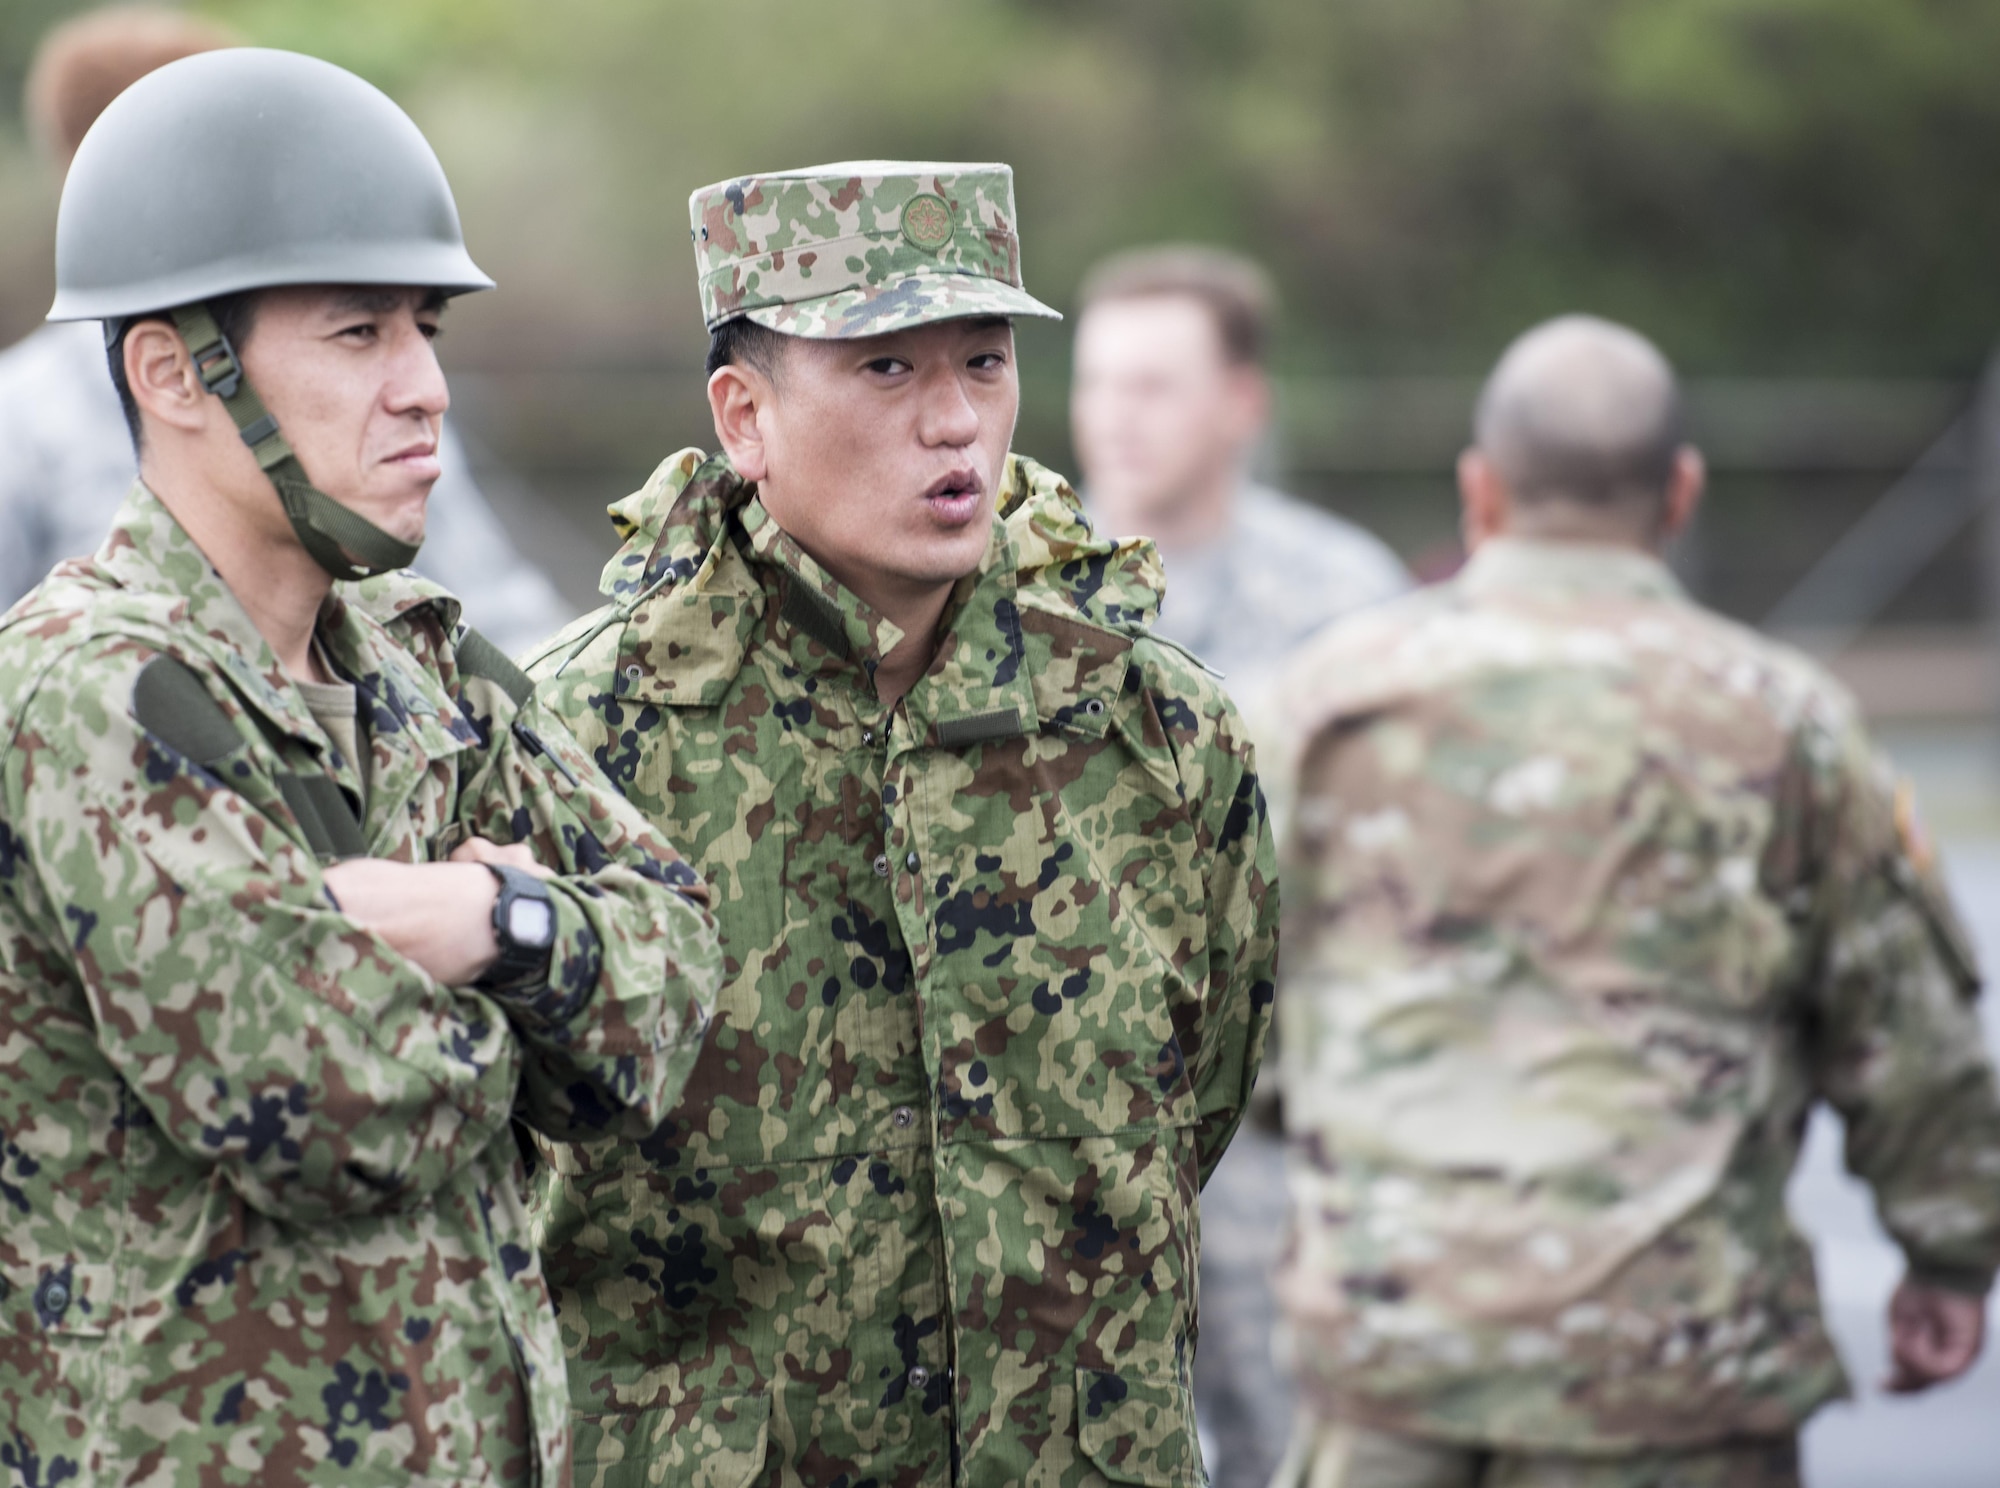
[1120,624,1226,682]
[454,625,534,709]
[275,774,370,862]
[132,653,366,863]
[132,654,243,766]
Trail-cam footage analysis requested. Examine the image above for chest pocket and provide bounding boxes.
[923,725,1202,1141]
[628,700,810,1159]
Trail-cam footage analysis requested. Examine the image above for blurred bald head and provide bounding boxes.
[1461,316,1703,551]
[26,5,237,170]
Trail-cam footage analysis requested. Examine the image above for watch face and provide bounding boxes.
[506,897,555,949]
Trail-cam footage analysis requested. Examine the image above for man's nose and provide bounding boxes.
[385,320,450,419]
[918,367,981,447]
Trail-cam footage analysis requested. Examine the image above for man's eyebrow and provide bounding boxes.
[326,287,449,315]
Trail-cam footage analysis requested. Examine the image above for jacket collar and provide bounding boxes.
[92,483,475,787]
[1459,537,1685,605]
[736,496,912,673]
[593,450,1161,740]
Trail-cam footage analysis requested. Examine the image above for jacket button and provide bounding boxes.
[873,853,890,878]
[891,1105,916,1130]
[907,1364,930,1389]
[904,851,920,872]
[862,728,875,746]
[41,1282,69,1315]
[1084,697,1106,716]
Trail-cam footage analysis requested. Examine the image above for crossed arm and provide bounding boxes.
[321,834,547,988]
[4,641,718,1223]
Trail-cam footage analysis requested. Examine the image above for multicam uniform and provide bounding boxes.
[1118,480,1405,1488]
[527,448,1278,1487]
[1270,538,2000,1481]
[0,487,720,1486]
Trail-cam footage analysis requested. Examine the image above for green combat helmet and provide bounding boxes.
[689,160,1061,337]
[48,48,493,580]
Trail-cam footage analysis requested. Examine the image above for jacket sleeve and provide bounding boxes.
[4,641,523,1224]
[1806,719,2000,1296]
[1169,677,1280,1186]
[447,669,720,1143]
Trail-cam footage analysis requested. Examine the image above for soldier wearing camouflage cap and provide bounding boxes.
[0,48,721,1485]
[525,161,1278,1484]
[1267,315,2000,1488]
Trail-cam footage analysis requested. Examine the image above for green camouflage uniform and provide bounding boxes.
[1270,538,2000,1461]
[0,486,721,1486]
[528,441,1276,1487]
[526,162,1275,1487]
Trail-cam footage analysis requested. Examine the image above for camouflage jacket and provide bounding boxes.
[0,487,720,1487]
[1269,538,2000,1452]
[526,450,1278,1488]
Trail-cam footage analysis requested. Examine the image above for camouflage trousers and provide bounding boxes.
[1269,1419,1800,1488]
[1192,1123,1295,1488]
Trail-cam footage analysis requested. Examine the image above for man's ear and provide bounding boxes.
[1659,445,1706,543]
[1457,447,1510,551]
[707,363,772,483]
[1224,364,1272,446]
[124,320,209,436]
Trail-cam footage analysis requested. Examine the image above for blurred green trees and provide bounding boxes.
[2,0,1999,611]
[4,0,1999,378]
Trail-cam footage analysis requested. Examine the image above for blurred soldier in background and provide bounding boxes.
[0,3,571,654]
[527,161,1277,1486]
[1071,245,1409,1488]
[0,47,718,1485]
[1071,246,1408,704]
[1269,315,2000,1488]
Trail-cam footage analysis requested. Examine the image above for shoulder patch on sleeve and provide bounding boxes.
[132,654,241,766]
[1890,781,1981,999]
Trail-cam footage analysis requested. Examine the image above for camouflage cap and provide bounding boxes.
[689,160,1061,338]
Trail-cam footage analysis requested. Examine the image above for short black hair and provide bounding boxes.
[107,289,261,450]
[705,315,787,381]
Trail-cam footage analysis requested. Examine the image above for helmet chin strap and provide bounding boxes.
[169,303,422,582]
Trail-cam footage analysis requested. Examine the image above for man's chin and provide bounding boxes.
[347,483,431,546]
[893,537,993,591]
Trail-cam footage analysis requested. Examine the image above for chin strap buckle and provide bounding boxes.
[172,303,245,400]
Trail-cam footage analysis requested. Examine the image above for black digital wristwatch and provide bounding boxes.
[477,862,557,992]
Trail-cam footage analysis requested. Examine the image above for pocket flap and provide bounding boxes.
[1076,1366,1203,1486]
[579,1389,771,1488]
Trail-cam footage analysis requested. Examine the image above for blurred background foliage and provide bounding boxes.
[10,0,2000,371]
[2,0,1998,621]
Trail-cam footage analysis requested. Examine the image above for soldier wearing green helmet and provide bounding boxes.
[526,161,1279,1485]
[0,47,721,1486]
